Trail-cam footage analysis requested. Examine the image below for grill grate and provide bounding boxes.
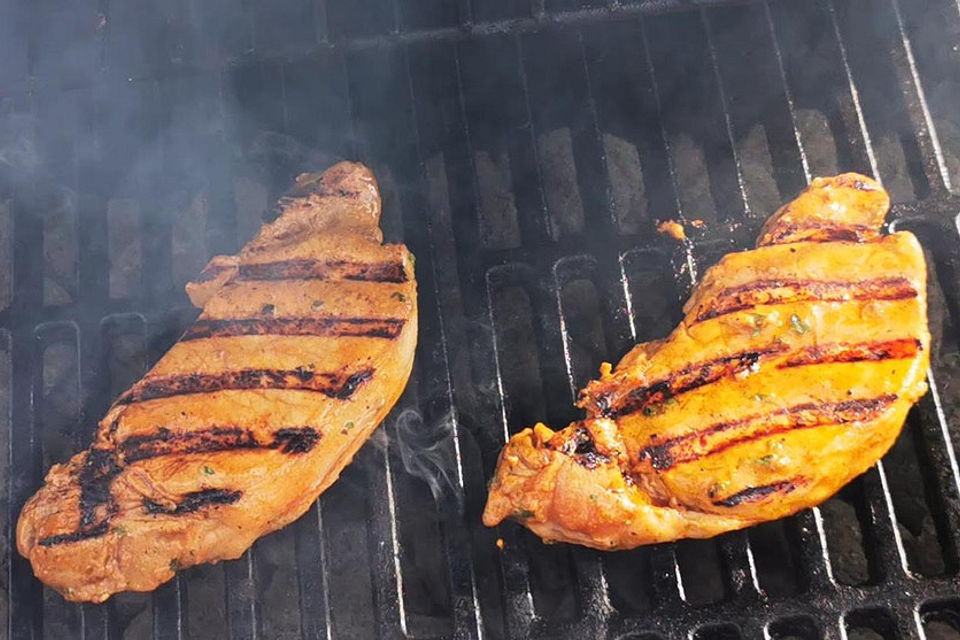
[2,0,960,638]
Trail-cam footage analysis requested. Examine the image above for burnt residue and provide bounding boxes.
[637,394,897,471]
[694,277,918,323]
[144,488,243,515]
[116,366,375,405]
[596,345,787,418]
[271,427,321,454]
[779,338,921,369]
[712,479,800,507]
[182,316,406,341]
[122,426,259,462]
[559,427,610,469]
[238,259,407,283]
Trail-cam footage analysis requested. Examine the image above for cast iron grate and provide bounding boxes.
[1,0,960,638]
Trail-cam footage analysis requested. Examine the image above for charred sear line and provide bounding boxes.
[763,221,877,245]
[38,521,111,547]
[238,259,407,283]
[37,449,122,547]
[122,425,322,460]
[596,345,788,418]
[694,277,918,322]
[116,367,374,405]
[144,489,243,515]
[122,427,259,462]
[638,394,897,471]
[712,479,800,507]
[183,316,406,341]
[780,338,921,369]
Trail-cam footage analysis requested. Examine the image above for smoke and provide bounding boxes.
[0,101,41,183]
[390,408,461,503]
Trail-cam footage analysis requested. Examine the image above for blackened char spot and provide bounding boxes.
[712,479,799,507]
[37,449,122,547]
[271,427,321,454]
[335,369,374,400]
[144,488,243,515]
[560,427,610,470]
[78,449,122,529]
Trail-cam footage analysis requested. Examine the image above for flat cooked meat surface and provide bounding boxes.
[17,162,418,601]
[483,173,929,549]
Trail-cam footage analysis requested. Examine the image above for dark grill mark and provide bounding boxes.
[780,338,921,369]
[78,449,122,530]
[37,449,123,547]
[712,479,800,507]
[694,277,918,323]
[593,345,788,419]
[38,521,110,547]
[761,222,877,246]
[194,262,233,283]
[144,489,243,515]
[116,367,374,405]
[238,259,407,283]
[272,427,321,454]
[122,426,322,462]
[638,394,897,471]
[37,424,322,546]
[182,316,406,341]
[122,427,259,462]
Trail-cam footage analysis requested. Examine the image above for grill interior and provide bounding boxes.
[2,0,960,637]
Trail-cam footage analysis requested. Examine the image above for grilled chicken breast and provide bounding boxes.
[18,162,418,601]
[483,173,929,549]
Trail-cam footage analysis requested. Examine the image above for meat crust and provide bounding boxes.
[17,162,418,601]
[483,174,929,549]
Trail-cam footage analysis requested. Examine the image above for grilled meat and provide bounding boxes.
[483,173,929,549]
[17,162,418,601]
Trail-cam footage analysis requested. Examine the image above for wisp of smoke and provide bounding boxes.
[391,408,461,504]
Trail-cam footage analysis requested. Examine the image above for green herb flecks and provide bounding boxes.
[203,465,215,476]
[261,303,276,315]
[169,558,181,572]
[515,509,535,520]
[789,314,810,335]
[391,291,407,302]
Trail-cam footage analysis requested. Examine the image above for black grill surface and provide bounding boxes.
[2,0,960,638]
